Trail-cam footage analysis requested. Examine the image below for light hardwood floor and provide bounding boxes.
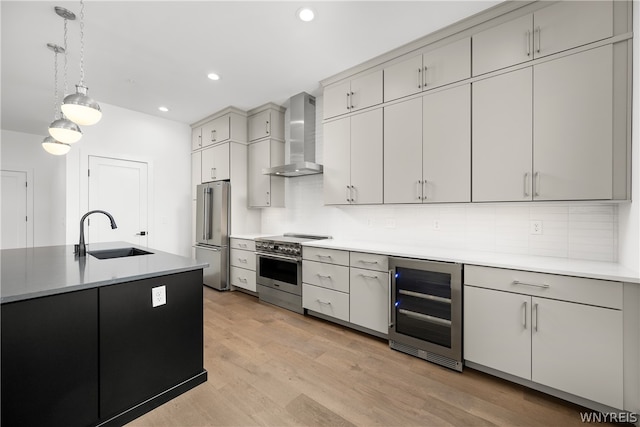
[128,287,620,426]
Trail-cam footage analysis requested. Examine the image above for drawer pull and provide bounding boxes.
[317,274,332,279]
[238,243,248,248]
[317,254,333,260]
[513,280,549,289]
[238,258,248,263]
[360,274,379,280]
[317,299,332,305]
[358,260,379,265]
[238,277,247,283]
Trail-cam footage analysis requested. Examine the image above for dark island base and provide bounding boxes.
[97,370,207,427]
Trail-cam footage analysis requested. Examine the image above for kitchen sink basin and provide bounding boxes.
[88,247,153,260]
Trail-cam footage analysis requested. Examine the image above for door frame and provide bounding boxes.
[1,169,34,248]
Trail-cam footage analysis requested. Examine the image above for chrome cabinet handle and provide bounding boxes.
[422,179,427,201]
[534,172,540,197]
[359,260,378,265]
[198,134,202,147]
[416,180,422,200]
[238,258,248,263]
[417,67,422,89]
[526,30,531,57]
[524,172,530,197]
[265,120,270,135]
[346,185,350,203]
[350,185,355,203]
[238,277,248,283]
[266,191,270,206]
[360,274,379,280]
[423,66,428,88]
[513,280,549,289]
[316,273,332,279]
[346,92,350,111]
[317,254,332,260]
[522,301,527,329]
[317,299,332,305]
[534,26,541,53]
[350,91,354,109]
[210,130,214,142]
[533,303,539,331]
[238,243,248,248]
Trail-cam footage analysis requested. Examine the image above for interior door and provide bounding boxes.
[1,170,28,249]
[88,156,148,247]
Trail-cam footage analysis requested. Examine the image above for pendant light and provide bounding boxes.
[48,7,82,144]
[42,43,71,155]
[62,0,102,126]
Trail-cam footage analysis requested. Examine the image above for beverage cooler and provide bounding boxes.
[388,257,463,371]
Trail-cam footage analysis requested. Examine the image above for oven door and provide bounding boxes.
[256,253,302,296]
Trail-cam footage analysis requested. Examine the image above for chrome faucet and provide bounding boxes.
[75,210,118,256]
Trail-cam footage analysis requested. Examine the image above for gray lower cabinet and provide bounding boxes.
[473,45,617,202]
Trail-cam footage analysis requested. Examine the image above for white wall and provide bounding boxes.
[64,102,192,257]
[1,129,67,247]
[261,95,627,264]
[618,3,640,275]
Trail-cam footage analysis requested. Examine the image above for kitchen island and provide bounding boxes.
[1,242,208,427]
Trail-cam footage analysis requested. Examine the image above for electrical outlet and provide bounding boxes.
[152,285,166,307]
[530,220,543,235]
[433,220,440,231]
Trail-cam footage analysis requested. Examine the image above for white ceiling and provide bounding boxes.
[1,1,501,136]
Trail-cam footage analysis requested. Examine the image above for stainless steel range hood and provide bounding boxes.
[263,92,323,177]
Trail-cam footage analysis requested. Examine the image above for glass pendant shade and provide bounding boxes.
[48,117,82,144]
[42,136,71,155]
[62,85,102,125]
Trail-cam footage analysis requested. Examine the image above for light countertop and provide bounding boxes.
[301,239,640,284]
[1,242,208,304]
[230,234,269,240]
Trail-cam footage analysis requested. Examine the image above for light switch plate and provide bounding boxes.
[152,285,166,307]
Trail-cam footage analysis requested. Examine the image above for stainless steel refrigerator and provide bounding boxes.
[195,181,230,290]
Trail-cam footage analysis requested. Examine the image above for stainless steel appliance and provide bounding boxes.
[195,181,230,291]
[255,233,329,313]
[389,257,463,371]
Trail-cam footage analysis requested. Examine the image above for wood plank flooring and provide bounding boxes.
[128,287,620,426]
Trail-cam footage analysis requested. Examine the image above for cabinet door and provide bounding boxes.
[384,97,423,204]
[472,68,533,202]
[350,70,383,111]
[248,140,270,207]
[350,268,389,334]
[191,151,201,200]
[324,81,351,119]
[464,286,531,380]
[323,118,351,205]
[531,297,623,409]
[384,54,423,102]
[201,143,230,182]
[533,46,612,200]
[191,126,202,150]
[248,110,271,142]
[422,37,471,91]
[472,14,533,76]
[423,84,470,203]
[533,0,613,58]
[350,109,383,204]
[202,115,230,147]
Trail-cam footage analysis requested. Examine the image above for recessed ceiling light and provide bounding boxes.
[207,73,220,81]
[158,106,169,112]
[297,7,315,22]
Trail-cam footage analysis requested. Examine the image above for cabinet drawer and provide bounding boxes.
[230,248,256,270]
[230,238,255,252]
[230,266,257,292]
[350,252,388,272]
[303,247,349,266]
[302,260,349,293]
[303,284,349,322]
[464,265,622,309]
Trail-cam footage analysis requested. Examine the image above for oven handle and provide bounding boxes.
[256,252,300,263]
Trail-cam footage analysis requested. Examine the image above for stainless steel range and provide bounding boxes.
[255,233,330,314]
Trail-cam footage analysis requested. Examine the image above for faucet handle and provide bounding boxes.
[74,244,79,254]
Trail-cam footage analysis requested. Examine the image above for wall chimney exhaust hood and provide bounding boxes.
[263,92,323,177]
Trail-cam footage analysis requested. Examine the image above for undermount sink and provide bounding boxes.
[88,247,153,260]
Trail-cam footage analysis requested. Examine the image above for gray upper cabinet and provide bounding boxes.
[248,108,284,142]
[473,45,614,202]
[473,0,613,76]
[324,109,383,205]
[191,126,202,151]
[533,45,613,201]
[472,68,533,202]
[202,115,230,147]
[384,38,470,102]
[324,71,383,119]
[384,85,471,204]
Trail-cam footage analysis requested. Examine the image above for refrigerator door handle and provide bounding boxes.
[203,187,212,241]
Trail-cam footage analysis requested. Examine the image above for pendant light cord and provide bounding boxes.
[63,17,69,96]
[53,49,59,120]
[79,0,85,86]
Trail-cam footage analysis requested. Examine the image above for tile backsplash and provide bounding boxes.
[260,174,618,262]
